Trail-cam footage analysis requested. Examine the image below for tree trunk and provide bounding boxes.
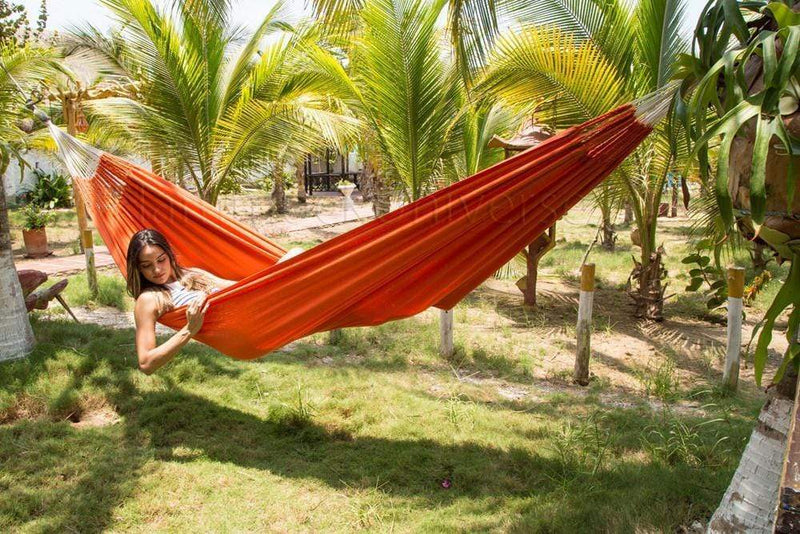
[372,171,391,217]
[64,96,98,297]
[627,246,666,321]
[271,164,287,215]
[670,184,678,218]
[0,172,35,361]
[295,157,307,204]
[360,159,375,203]
[709,369,797,533]
[518,225,556,306]
[623,202,633,225]
[601,211,616,251]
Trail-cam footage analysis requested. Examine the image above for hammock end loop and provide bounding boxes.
[633,81,681,127]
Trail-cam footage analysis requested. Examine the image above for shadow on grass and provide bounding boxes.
[123,388,736,531]
[0,317,752,532]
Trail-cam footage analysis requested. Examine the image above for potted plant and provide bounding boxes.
[22,204,53,258]
[336,179,356,199]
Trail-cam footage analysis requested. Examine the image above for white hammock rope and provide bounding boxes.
[45,119,103,181]
[633,81,680,127]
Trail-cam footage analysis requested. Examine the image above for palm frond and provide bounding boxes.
[508,0,635,79]
[353,0,461,200]
[633,0,688,92]
[447,0,500,88]
[479,26,627,128]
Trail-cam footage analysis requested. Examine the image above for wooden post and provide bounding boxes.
[439,308,453,358]
[723,266,745,390]
[573,263,595,386]
[63,90,98,298]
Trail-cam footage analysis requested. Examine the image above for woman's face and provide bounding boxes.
[137,244,175,285]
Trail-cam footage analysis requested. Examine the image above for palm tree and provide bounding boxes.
[346,0,462,203]
[676,1,800,529]
[312,0,511,212]
[67,0,358,206]
[0,44,56,361]
[592,179,624,250]
[479,0,688,320]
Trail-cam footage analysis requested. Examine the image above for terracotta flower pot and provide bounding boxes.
[23,228,51,258]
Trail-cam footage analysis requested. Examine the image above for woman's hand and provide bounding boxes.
[185,294,210,336]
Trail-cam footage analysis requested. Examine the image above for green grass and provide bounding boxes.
[43,271,130,312]
[0,308,762,532]
[2,201,784,532]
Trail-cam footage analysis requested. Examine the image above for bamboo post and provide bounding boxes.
[63,91,98,298]
[723,266,745,390]
[439,308,454,358]
[573,263,595,386]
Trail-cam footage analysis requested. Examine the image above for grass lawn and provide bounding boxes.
[2,202,788,532]
[1,314,762,533]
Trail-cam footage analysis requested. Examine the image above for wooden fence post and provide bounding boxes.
[439,309,453,358]
[573,263,595,386]
[723,266,745,390]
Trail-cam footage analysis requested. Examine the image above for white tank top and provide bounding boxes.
[164,281,216,307]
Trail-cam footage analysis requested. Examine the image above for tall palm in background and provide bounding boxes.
[67,0,358,206]
[479,0,688,319]
[0,44,57,361]
[348,0,461,203]
[311,0,515,216]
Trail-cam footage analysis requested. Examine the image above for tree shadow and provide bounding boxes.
[1,316,742,532]
[0,417,147,533]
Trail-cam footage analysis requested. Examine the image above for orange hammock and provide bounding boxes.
[48,95,668,359]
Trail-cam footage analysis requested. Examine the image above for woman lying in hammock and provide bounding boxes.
[126,229,302,374]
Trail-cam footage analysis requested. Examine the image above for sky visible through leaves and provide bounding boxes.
[24,0,705,36]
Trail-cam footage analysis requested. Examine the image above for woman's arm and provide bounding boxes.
[134,292,209,375]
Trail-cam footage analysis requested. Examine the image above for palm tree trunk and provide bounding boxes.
[670,183,678,217]
[623,202,633,225]
[0,172,35,361]
[518,225,556,306]
[709,368,798,532]
[359,158,375,203]
[601,208,616,250]
[628,217,665,321]
[372,170,391,217]
[272,164,287,215]
[295,157,307,204]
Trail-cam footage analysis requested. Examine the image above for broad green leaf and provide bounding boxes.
[749,114,773,223]
[686,278,703,291]
[754,254,800,385]
[766,2,800,29]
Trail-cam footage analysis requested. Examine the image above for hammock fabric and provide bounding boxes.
[49,96,667,359]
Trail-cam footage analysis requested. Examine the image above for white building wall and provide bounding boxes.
[3,150,64,206]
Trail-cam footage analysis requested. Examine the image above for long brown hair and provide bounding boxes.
[125,228,185,300]
[126,229,216,315]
